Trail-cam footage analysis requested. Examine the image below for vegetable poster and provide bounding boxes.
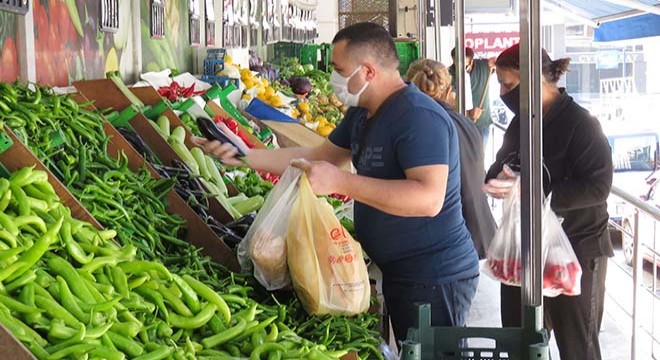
[0,12,19,83]
[140,0,193,73]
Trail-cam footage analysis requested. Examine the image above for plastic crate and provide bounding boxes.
[204,59,226,76]
[319,43,333,72]
[245,98,298,123]
[201,75,240,89]
[395,40,421,77]
[401,304,549,360]
[270,42,303,64]
[207,48,227,60]
[300,44,321,69]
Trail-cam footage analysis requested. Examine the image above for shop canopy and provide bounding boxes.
[546,0,660,41]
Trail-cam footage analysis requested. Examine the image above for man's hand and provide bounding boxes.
[467,107,483,122]
[290,159,345,195]
[192,136,247,167]
[482,165,519,199]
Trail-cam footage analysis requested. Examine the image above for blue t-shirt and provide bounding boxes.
[329,84,479,283]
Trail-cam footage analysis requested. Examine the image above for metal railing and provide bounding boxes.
[488,121,660,359]
[608,185,660,360]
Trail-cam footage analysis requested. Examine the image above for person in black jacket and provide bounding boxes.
[407,58,497,259]
[483,43,613,360]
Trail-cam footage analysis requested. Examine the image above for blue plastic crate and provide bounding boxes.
[245,99,298,123]
[204,59,226,76]
[201,75,240,89]
[207,48,227,60]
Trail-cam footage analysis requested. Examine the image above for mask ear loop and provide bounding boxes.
[348,65,369,97]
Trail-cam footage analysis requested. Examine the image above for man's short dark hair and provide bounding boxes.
[451,47,475,59]
[332,22,399,69]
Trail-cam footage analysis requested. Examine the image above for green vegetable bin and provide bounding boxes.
[401,303,549,360]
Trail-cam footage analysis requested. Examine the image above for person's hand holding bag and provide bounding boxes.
[483,165,519,199]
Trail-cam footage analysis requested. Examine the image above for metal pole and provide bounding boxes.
[519,0,544,314]
[631,210,641,360]
[418,0,427,58]
[434,0,442,61]
[454,0,466,115]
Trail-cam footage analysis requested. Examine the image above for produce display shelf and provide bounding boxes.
[0,124,109,360]
[70,84,241,270]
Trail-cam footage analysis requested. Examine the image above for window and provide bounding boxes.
[609,134,658,172]
[338,0,390,30]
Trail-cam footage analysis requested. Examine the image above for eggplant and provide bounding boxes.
[118,127,159,163]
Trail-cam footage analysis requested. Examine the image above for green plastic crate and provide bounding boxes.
[401,304,549,360]
[395,40,421,77]
[269,42,304,64]
[300,44,320,69]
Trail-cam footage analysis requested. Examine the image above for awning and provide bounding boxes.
[544,0,660,41]
[593,13,660,42]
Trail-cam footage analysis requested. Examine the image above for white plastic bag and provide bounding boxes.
[483,179,582,297]
[237,167,302,290]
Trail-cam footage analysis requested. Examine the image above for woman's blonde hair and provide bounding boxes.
[406,59,452,101]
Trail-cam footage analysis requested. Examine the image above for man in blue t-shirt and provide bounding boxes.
[195,22,479,343]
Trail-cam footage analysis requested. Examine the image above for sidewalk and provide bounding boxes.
[468,264,631,360]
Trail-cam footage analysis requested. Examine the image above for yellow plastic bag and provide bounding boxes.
[286,174,371,316]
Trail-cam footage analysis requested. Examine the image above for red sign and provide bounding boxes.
[465,32,520,57]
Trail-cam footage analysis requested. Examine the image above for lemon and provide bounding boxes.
[317,125,334,137]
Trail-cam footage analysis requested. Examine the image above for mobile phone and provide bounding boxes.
[196,117,246,157]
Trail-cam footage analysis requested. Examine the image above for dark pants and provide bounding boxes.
[501,256,608,360]
[383,275,479,344]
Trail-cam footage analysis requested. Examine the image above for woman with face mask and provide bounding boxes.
[406,59,496,260]
[483,43,614,360]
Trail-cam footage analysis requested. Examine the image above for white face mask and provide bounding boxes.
[330,65,369,107]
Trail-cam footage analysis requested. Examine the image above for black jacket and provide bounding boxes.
[486,90,614,260]
[439,102,496,259]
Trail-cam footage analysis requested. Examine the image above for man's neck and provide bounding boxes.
[364,77,407,117]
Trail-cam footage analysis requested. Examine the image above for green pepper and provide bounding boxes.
[133,346,171,360]
[249,343,287,360]
[135,285,170,321]
[159,286,194,317]
[47,253,96,303]
[0,217,62,283]
[62,221,94,264]
[182,275,231,324]
[169,303,217,329]
[89,346,126,360]
[106,330,145,357]
[34,293,81,328]
[201,318,247,349]
[49,343,96,359]
[119,260,172,280]
[235,316,278,343]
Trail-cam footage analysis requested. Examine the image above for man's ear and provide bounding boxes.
[363,61,378,81]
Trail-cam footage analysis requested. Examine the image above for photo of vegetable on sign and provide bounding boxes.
[31,0,135,86]
[0,12,19,83]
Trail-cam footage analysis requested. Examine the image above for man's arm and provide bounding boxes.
[246,140,351,174]
[196,138,352,175]
[297,161,449,217]
[341,165,449,217]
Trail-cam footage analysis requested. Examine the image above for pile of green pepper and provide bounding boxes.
[0,82,190,261]
[0,167,365,359]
